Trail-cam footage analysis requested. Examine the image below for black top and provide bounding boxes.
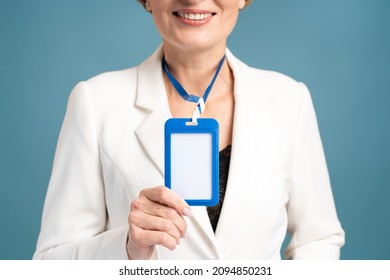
[207,145,232,232]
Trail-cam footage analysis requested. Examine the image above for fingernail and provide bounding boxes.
[177,239,181,245]
[183,207,193,217]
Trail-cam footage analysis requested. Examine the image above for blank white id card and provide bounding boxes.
[165,118,219,206]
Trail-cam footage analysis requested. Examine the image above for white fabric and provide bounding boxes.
[33,46,345,260]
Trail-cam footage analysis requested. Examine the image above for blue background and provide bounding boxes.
[0,0,389,259]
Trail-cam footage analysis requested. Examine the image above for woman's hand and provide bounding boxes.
[126,186,192,260]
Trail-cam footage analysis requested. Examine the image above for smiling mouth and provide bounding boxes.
[173,11,216,21]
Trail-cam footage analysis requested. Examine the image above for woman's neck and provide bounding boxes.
[162,42,231,96]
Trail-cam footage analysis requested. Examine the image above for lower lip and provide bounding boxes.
[175,15,213,26]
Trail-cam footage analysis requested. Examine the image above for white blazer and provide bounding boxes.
[34,46,345,260]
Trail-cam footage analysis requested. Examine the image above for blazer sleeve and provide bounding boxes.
[33,82,129,259]
[285,83,345,260]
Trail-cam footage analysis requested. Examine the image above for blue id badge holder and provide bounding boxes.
[165,118,219,206]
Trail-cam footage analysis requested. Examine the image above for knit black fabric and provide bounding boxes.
[207,145,232,232]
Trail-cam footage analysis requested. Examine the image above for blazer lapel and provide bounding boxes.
[135,47,171,176]
[215,51,271,244]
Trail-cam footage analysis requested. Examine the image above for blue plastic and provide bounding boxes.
[164,118,219,206]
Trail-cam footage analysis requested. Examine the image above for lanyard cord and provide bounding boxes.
[162,54,226,123]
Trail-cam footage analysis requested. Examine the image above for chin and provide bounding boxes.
[171,36,223,53]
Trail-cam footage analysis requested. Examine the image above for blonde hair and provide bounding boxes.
[137,0,253,11]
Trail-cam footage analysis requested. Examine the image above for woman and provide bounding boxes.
[34,0,345,260]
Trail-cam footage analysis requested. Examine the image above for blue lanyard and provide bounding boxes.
[162,55,226,123]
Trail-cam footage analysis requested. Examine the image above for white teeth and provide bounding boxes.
[177,12,212,21]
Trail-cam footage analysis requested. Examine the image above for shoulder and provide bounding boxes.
[64,66,141,128]
[85,66,138,96]
[249,66,307,104]
[229,52,308,108]
[249,67,301,91]
[69,65,139,106]
[236,58,303,95]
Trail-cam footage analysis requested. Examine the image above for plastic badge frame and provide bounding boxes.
[164,118,219,206]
